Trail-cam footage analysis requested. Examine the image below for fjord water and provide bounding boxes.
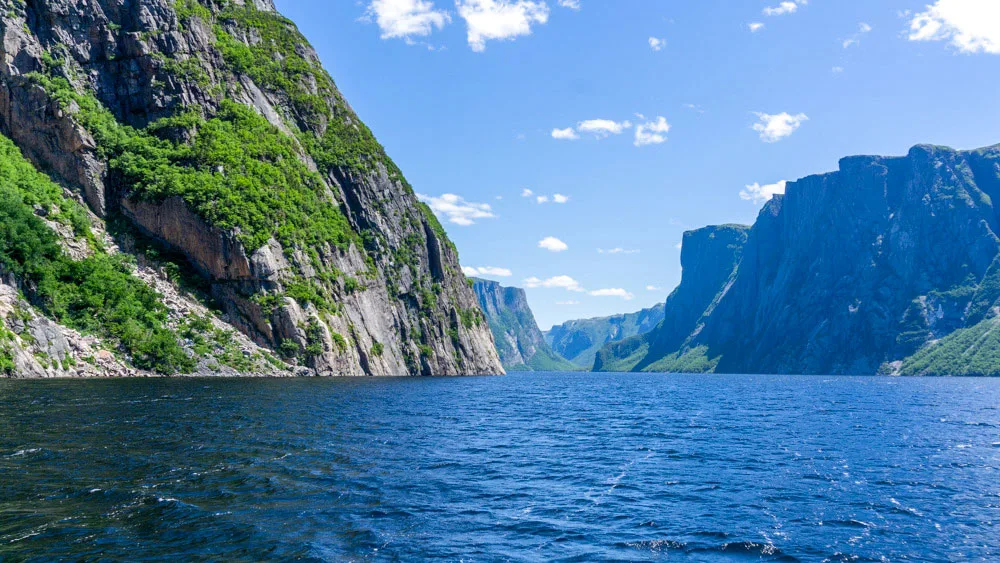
[1,374,999,561]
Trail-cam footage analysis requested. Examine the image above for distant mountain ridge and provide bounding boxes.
[545,302,666,368]
[473,279,577,372]
[596,144,1000,376]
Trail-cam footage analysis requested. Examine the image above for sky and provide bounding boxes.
[273,0,1000,330]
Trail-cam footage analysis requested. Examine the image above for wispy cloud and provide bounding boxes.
[598,248,640,255]
[556,300,581,305]
[524,275,584,291]
[553,194,570,204]
[418,193,496,225]
[462,266,513,277]
[538,236,569,252]
[740,180,787,204]
[364,0,451,40]
[648,37,665,51]
[557,0,580,10]
[842,22,872,48]
[908,0,1000,54]
[752,112,808,142]
[748,22,765,32]
[456,0,549,52]
[589,288,635,300]
[646,285,664,291]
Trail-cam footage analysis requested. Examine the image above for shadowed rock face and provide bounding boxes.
[0,0,502,376]
[473,279,575,372]
[598,144,1000,375]
[594,225,749,372]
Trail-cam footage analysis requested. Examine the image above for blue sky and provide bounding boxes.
[274,0,1000,330]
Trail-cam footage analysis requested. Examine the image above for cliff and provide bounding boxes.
[545,302,665,368]
[0,0,502,377]
[594,225,749,372]
[597,144,1000,375]
[473,278,576,371]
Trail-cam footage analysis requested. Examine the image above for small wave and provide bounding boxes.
[689,540,800,562]
[7,448,41,457]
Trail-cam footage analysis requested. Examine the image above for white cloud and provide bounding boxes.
[551,127,579,140]
[418,193,496,225]
[538,236,569,252]
[521,188,534,197]
[740,180,787,204]
[648,37,665,51]
[456,0,549,52]
[674,242,682,250]
[752,112,808,143]
[536,195,550,204]
[553,194,569,204]
[598,247,640,255]
[463,265,513,277]
[589,288,635,300]
[634,116,671,147]
[908,0,1000,54]
[524,275,584,291]
[556,300,581,305]
[578,119,632,138]
[646,285,664,291]
[842,22,872,48]
[557,0,580,10]
[748,22,765,32]
[832,66,845,73]
[763,0,804,16]
[365,0,451,40]
[684,103,705,114]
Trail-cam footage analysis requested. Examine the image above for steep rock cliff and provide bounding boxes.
[545,302,665,369]
[598,144,1000,375]
[473,278,575,371]
[594,225,748,372]
[0,0,502,376]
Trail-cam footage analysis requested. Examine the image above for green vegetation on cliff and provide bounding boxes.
[892,317,1000,376]
[0,135,193,374]
[28,71,355,253]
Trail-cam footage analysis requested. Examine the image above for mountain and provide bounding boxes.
[473,279,576,371]
[0,0,502,377]
[545,303,666,368]
[597,144,1000,375]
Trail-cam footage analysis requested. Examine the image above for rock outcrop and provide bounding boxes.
[473,278,576,371]
[0,0,502,377]
[597,144,1000,375]
[545,302,665,369]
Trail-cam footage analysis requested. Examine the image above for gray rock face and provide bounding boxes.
[598,144,1000,375]
[0,0,503,377]
[473,278,574,371]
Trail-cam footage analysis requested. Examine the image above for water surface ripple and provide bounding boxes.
[2,373,999,561]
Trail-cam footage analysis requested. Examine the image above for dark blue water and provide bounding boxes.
[1,373,999,561]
